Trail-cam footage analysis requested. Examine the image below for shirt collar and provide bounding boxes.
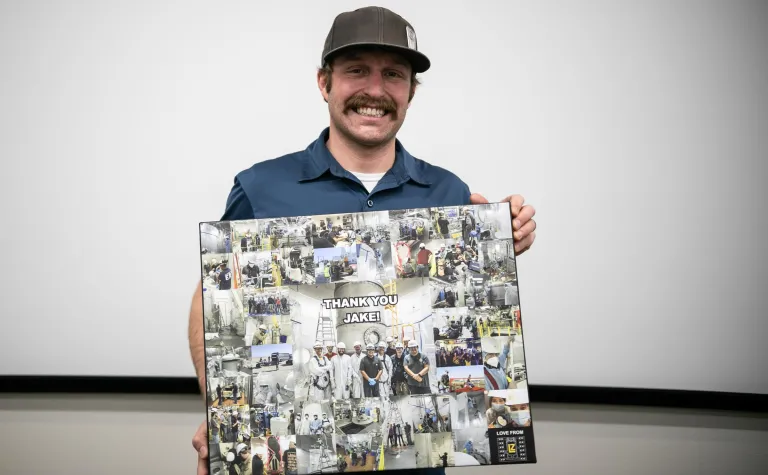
[299,127,431,186]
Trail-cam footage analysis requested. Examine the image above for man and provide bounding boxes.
[359,343,382,397]
[217,261,232,290]
[483,338,510,391]
[191,6,537,473]
[308,341,334,400]
[348,341,365,399]
[390,341,408,395]
[376,341,393,401]
[415,243,432,277]
[331,341,352,400]
[282,441,298,475]
[403,340,431,394]
[234,443,253,475]
[309,414,323,435]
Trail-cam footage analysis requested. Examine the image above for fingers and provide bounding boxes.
[502,195,525,216]
[514,232,535,255]
[512,204,536,231]
[514,219,536,241]
[469,193,489,204]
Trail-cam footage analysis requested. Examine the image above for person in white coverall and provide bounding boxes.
[349,341,364,399]
[331,342,352,400]
[376,341,393,401]
[308,341,334,400]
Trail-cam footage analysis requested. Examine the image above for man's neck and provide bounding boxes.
[326,126,396,174]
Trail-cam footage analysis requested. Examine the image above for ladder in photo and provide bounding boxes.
[315,310,336,349]
[383,280,399,339]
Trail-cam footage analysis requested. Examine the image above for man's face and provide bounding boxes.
[319,49,414,148]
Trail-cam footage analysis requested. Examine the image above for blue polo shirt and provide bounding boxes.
[220,128,471,221]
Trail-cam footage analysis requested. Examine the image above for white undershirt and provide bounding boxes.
[350,171,386,194]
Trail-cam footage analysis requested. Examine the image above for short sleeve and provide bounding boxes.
[220,176,255,221]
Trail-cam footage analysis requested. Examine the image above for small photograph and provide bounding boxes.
[203,287,246,346]
[334,398,387,435]
[295,400,336,436]
[430,280,466,309]
[207,347,252,407]
[474,305,522,338]
[453,427,491,466]
[248,363,295,438]
[208,404,251,445]
[433,308,474,340]
[314,246,358,283]
[238,249,286,288]
[251,344,294,373]
[201,222,233,254]
[481,335,527,391]
[356,240,396,281]
[436,366,485,395]
[432,204,514,245]
[485,389,531,429]
[279,246,316,285]
[257,216,315,250]
[388,208,432,242]
[477,240,517,285]
[429,206,463,240]
[434,339,483,367]
[202,253,237,291]
[450,390,486,430]
[288,279,438,399]
[392,395,452,434]
[296,434,337,474]
[310,212,390,249]
[230,220,259,253]
[249,435,296,475]
[245,289,293,347]
[407,433,455,468]
[391,240,441,279]
[336,434,382,472]
[430,240,483,285]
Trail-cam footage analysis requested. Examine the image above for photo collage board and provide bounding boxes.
[198,202,536,475]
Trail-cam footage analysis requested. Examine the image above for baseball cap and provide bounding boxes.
[321,6,431,73]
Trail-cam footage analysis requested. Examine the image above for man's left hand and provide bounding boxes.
[470,193,536,255]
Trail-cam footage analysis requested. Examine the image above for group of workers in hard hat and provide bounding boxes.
[305,336,433,402]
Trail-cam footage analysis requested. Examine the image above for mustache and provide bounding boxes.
[345,94,397,113]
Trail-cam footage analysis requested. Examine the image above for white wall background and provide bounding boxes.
[1,0,767,394]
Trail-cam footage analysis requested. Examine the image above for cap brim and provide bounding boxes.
[323,42,431,73]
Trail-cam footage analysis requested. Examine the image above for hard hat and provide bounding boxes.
[407,341,418,348]
[377,342,386,349]
[395,342,404,349]
[259,324,267,330]
[236,443,248,455]
[419,243,425,248]
[483,338,501,354]
[366,343,375,350]
[337,342,346,349]
[353,341,362,348]
[322,413,327,417]
[313,341,323,349]
[212,259,218,264]
[386,337,393,343]
[203,260,209,265]
[283,373,295,392]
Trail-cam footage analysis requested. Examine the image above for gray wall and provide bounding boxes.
[1,395,766,474]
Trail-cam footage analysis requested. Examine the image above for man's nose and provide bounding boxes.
[363,72,387,96]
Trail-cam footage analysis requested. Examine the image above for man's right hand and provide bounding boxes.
[192,420,209,475]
